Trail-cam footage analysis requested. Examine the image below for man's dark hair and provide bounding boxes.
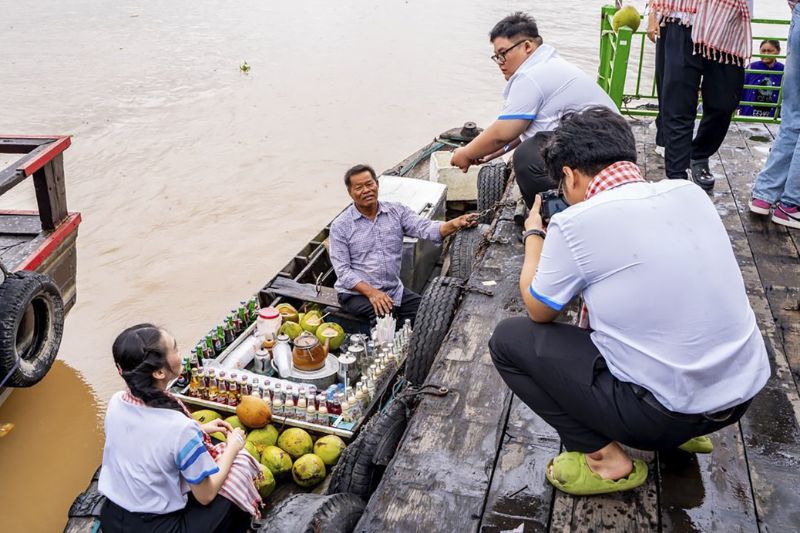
[344,164,377,188]
[760,39,781,53]
[490,12,542,44]
[541,106,637,182]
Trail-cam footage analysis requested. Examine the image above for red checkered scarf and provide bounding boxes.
[651,0,752,66]
[121,391,263,518]
[577,161,645,328]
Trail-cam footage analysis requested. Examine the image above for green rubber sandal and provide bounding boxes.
[678,436,713,454]
[545,451,648,496]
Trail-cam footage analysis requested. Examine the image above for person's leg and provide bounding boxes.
[754,8,800,207]
[512,131,557,208]
[338,293,376,324]
[660,22,703,180]
[395,288,422,327]
[688,57,745,190]
[655,30,665,149]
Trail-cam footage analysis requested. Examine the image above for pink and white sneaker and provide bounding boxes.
[749,197,772,215]
[772,203,800,229]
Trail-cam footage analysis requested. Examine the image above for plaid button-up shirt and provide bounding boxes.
[329,201,443,301]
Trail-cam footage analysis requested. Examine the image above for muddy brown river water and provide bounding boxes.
[0,0,790,530]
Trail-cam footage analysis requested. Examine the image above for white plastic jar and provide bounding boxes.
[255,307,282,338]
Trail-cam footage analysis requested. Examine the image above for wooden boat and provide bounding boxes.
[65,123,514,532]
[0,136,80,396]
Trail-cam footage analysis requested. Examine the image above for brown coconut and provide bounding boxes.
[236,395,272,428]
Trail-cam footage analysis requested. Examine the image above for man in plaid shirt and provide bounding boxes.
[329,164,477,324]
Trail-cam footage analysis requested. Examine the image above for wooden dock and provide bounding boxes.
[357,120,800,532]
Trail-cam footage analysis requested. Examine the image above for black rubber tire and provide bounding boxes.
[404,276,464,385]
[477,162,507,223]
[448,224,489,280]
[0,270,64,387]
[328,397,412,498]
[258,493,365,533]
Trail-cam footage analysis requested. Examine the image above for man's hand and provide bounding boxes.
[525,195,545,232]
[450,148,476,173]
[367,288,394,317]
[440,213,479,237]
[646,11,660,43]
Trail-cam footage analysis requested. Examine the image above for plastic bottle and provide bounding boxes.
[273,396,284,417]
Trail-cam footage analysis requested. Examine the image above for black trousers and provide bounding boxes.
[488,318,751,453]
[338,288,422,326]
[656,21,744,179]
[100,494,250,533]
[512,131,557,209]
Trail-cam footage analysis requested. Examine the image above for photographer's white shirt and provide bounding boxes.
[530,179,770,414]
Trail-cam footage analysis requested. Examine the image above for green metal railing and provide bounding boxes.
[597,4,790,123]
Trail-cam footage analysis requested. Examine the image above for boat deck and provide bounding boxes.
[357,120,800,532]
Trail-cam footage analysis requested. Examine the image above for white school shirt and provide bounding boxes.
[529,180,770,414]
[499,44,618,141]
[98,391,219,513]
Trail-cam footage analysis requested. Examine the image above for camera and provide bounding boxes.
[539,189,569,224]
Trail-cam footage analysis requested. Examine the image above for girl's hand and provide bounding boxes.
[201,419,233,436]
[228,428,246,453]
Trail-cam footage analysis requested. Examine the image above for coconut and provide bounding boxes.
[313,435,346,466]
[612,5,641,33]
[256,463,277,498]
[224,415,246,431]
[260,445,293,478]
[299,310,323,334]
[246,425,279,454]
[236,395,272,429]
[276,303,299,323]
[292,454,326,488]
[245,441,261,462]
[279,321,303,340]
[191,409,221,424]
[277,428,314,459]
[315,322,346,351]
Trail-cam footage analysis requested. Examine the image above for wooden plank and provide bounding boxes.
[713,125,800,532]
[479,398,560,532]
[265,276,340,308]
[32,153,68,230]
[356,197,524,532]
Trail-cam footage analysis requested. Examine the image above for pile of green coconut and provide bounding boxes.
[192,407,346,498]
[275,303,347,351]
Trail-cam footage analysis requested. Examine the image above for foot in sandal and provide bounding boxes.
[545,442,648,496]
[678,435,713,454]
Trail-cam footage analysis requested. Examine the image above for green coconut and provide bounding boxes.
[313,435,346,466]
[315,322,346,351]
[299,310,323,334]
[256,463,277,498]
[191,409,221,424]
[246,425,279,454]
[612,5,641,33]
[277,428,314,459]
[292,453,327,488]
[276,303,299,323]
[279,321,303,340]
[224,415,246,431]
[261,445,293,478]
[245,441,260,462]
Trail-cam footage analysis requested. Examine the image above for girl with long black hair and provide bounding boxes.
[98,324,260,533]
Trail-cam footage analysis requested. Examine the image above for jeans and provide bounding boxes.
[752,5,800,207]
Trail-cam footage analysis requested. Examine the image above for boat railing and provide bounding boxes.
[597,4,790,124]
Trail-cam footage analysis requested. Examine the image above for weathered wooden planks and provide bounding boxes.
[356,190,524,532]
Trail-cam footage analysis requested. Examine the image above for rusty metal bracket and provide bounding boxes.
[464,285,495,297]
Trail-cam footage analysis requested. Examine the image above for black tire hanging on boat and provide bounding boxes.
[448,224,489,280]
[404,276,464,386]
[0,270,64,387]
[327,396,413,498]
[477,162,507,223]
[258,493,365,533]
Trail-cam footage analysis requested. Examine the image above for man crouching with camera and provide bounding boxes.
[489,106,770,496]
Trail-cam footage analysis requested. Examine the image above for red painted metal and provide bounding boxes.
[14,212,82,271]
[17,136,71,176]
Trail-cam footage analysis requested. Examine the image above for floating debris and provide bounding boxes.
[0,422,15,437]
[240,61,251,74]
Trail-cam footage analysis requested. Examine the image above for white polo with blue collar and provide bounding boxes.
[499,44,618,141]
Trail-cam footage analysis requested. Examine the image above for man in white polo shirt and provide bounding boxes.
[489,107,770,496]
[450,12,618,208]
